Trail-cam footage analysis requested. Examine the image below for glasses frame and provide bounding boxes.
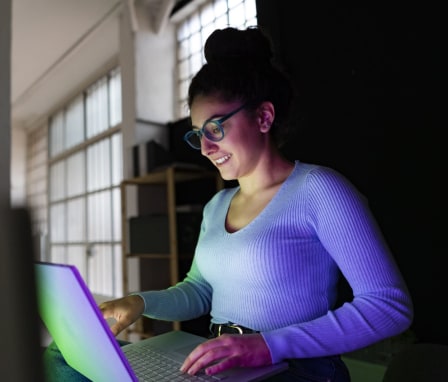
[183,103,247,150]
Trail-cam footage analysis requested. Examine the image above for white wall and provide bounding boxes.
[120,3,177,180]
[10,127,27,206]
[118,5,177,293]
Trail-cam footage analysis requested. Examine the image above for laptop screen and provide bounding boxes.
[35,261,137,381]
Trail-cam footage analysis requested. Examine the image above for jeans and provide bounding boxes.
[42,340,132,381]
[42,341,91,382]
[265,356,351,382]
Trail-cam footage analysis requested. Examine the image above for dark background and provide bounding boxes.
[256,3,445,345]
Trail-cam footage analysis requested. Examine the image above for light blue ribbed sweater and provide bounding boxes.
[137,160,413,362]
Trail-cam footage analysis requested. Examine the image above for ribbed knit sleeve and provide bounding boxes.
[261,164,413,361]
[136,249,213,321]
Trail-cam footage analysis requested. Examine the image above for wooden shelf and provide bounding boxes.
[120,164,222,339]
[121,164,223,186]
[125,253,195,259]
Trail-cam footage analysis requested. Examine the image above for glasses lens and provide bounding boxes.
[186,131,201,149]
[203,121,224,142]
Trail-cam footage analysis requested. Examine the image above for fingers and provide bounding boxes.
[98,301,119,324]
[180,338,215,374]
[98,300,116,319]
[98,301,123,336]
[181,339,231,375]
[204,356,240,376]
[97,295,145,337]
[194,348,241,376]
[108,321,126,337]
[180,334,271,376]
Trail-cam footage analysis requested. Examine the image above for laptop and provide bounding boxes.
[35,261,288,381]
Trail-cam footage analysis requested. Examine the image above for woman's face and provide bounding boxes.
[190,95,270,180]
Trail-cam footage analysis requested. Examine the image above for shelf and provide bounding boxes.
[120,164,222,339]
[125,253,195,259]
[121,164,222,187]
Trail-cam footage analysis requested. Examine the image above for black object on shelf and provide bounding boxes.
[129,212,203,254]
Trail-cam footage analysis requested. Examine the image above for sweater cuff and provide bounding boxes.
[261,328,297,364]
[130,292,147,314]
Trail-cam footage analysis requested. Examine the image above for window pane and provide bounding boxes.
[111,133,122,186]
[113,244,122,296]
[189,13,201,33]
[228,0,243,8]
[245,0,257,21]
[191,52,203,76]
[87,139,111,191]
[176,0,257,119]
[87,244,114,296]
[50,245,66,264]
[215,13,228,28]
[65,94,84,149]
[49,111,64,157]
[178,58,189,81]
[67,197,85,242]
[50,203,65,242]
[86,77,108,138]
[67,245,87,278]
[112,187,121,241]
[229,3,245,26]
[177,22,189,40]
[109,69,122,127]
[202,23,216,42]
[200,4,214,26]
[214,0,228,15]
[49,161,65,202]
[190,32,202,55]
[87,191,112,241]
[66,151,85,197]
[178,39,189,61]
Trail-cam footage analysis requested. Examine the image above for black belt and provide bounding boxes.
[210,323,259,337]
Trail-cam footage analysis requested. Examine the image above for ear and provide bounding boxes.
[257,101,275,133]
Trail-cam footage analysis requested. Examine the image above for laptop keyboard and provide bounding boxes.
[124,346,226,381]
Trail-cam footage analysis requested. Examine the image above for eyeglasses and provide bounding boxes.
[183,103,247,150]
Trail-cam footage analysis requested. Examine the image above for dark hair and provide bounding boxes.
[187,26,294,147]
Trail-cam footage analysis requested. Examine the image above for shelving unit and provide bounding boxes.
[120,164,223,339]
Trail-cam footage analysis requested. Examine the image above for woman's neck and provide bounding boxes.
[237,156,294,197]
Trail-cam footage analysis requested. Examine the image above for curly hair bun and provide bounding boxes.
[204,27,273,65]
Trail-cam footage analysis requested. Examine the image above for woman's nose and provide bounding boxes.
[200,136,217,155]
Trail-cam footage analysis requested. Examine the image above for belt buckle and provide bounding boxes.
[217,323,244,336]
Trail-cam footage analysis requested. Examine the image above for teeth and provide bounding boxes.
[215,154,231,165]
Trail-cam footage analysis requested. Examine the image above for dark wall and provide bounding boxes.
[257,3,445,344]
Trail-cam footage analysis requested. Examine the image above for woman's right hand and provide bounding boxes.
[98,295,145,336]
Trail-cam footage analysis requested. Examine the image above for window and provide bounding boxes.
[47,68,123,297]
[175,0,257,118]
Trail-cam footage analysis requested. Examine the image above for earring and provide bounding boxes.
[261,121,271,133]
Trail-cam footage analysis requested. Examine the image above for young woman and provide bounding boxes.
[100,27,413,381]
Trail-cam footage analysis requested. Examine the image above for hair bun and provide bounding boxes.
[204,27,273,65]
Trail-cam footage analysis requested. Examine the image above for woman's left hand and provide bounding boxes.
[180,333,272,376]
